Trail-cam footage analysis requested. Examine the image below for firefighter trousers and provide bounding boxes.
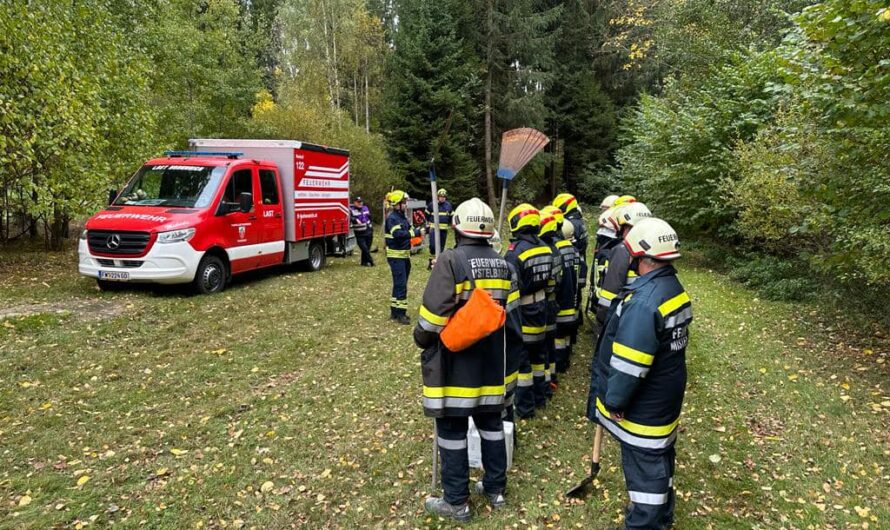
[436,413,507,505]
[542,330,556,398]
[620,443,676,529]
[388,257,410,318]
[515,341,536,419]
[428,230,448,255]
[528,340,548,409]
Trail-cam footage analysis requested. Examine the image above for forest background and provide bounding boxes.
[1,0,888,305]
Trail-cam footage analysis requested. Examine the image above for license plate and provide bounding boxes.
[98,270,129,281]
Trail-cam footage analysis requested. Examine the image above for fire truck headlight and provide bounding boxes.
[157,227,196,244]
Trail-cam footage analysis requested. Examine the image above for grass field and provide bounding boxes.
[1,240,887,529]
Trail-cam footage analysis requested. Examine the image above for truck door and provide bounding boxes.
[220,167,260,273]
[257,168,285,267]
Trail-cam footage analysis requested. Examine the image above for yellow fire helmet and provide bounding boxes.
[388,189,408,204]
[539,206,559,236]
[452,198,495,239]
[616,202,653,228]
[614,195,637,207]
[508,203,541,234]
[437,188,447,197]
[624,217,681,261]
[552,193,579,215]
[542,205,564,226]
[600,194,620,210]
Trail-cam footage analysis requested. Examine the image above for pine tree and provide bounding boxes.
[381,0,481,202]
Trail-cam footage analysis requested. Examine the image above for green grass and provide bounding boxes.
[1,241,887,529]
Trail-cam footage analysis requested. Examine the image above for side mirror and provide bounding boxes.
[238,192,253,213]
[108,189,118,205]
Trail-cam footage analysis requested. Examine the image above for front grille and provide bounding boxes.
[88,230,151,255]
[96,259,143,268]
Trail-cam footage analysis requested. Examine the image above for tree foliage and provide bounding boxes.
[614,0,890,291]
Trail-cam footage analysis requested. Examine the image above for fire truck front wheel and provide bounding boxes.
[193,254,228,294]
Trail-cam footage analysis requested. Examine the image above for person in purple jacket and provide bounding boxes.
[350,197,374,266]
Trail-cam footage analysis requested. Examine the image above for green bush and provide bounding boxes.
[727,254,818,301]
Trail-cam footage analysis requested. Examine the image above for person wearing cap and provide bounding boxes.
[385,190,424,324]
[414,198,512,522]
[350,197,374,267]
[425,189,454,268]
[587,217,691,530]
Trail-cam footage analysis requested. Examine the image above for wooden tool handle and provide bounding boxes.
[592,424,604,464]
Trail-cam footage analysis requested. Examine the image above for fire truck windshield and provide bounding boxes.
[115,165,226,208]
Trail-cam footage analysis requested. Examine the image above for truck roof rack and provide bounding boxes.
[164,151,243,159]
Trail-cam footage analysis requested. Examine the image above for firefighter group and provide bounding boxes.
[366,189,691,529]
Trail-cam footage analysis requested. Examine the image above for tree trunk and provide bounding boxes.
[29,189,38,240]
[484,0,496,208]
[364,71,370,134]
[353,73,359,126]
[49,205,63,251]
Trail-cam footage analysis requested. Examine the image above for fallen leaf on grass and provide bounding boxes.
[77,475,91,487]
[18,495,32,507]
[260,481,274,493]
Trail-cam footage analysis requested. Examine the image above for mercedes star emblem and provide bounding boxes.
[106,234,121,249]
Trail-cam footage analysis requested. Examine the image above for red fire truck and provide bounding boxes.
[78,139,354,293]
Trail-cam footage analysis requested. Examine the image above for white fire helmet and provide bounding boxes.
[624,217,681,261]
[561,219,575,241]
[600,194,619,210]
[616,201,652,228]
[452,198,496,239]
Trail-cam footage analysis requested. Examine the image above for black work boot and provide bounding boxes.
[396,314,411,325]
[424,497,471,522]
[474,481,506,509]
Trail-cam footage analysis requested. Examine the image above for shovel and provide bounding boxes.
[566,424,603,498]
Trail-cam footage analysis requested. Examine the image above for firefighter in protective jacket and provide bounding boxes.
[587,217,691,530]
[541,206,577,380]
[385,190,423,324]
[552,193,588,329]
[538,206,564,396]
[503,204,552,418]
[595,202,652,327]
[414,198,511,522]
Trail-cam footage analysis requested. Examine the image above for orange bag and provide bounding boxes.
[440,249,506,352]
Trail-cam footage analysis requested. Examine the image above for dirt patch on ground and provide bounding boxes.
[0,299,125,321]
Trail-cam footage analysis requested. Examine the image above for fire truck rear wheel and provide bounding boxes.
[193,255,227,294]
[306,240,326,272]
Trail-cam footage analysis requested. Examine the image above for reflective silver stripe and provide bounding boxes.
[532,369,545,377]
[424,394,505,410]
[524,255,552,267]
[505,379,517,393]
[625,277,636,287]
[555,314,575,323]
[517,377,534,387]
[598,296,611,308]
[506,299,520,312]
[418,317,444,333]
[459,288,509,301]
[522,333,546,342]
[669,477,674,487]
[610,356,649,378]
[478,429,505,441]
[545,324,556,332]
[437,436,468,450]
[520,291,546,305]
[664,307,693,328]
[595,411,677,450]
[628,490,669,505]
